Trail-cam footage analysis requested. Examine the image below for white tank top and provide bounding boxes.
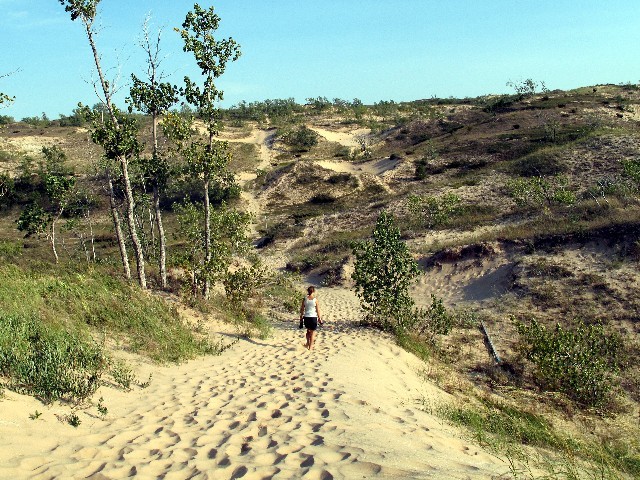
[303,296,317,317]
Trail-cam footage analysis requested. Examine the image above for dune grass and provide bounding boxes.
[437,397,640,479]
[0,257,225,401]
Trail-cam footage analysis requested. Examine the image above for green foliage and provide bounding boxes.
[67,412,81,427]
[96,396,108,418]
[507,78,549,100]
[20,113,52,127]
[515,317,625,408]
[506,176,576,209]
[0,263,217,363]
[352,211,420,331]
[621,158,640,186]
[16,202,48,237]
[223,263,266,306]
[415,294,454,338]
[29,410,42,420]
[174,200,251,295]
[281,125,319,152]
[57,107,86,127]
[408,193,462,228]
[83,105,142,161]
[58,0,99,22]
[306,96,332,112]
[110,359,135,390]
[178,3,241,127]
[0,313,107,402]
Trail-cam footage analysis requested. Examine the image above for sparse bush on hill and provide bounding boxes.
[506,176,576,209]
[515,317,625,408]
[408,193,462,228]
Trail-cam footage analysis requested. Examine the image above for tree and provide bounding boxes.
[16,146,75,263]
[127,17,180,289]
[176,3,241,298]
[59,0,147,288]
[0,71,15,107]
[281,125,319,152]
[352,211,421,331]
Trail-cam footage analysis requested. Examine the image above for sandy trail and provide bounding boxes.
[0,287,506,479]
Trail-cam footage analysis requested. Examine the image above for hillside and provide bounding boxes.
[1,83,640,478]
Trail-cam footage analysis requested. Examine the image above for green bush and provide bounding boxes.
[506,176,575,208]
[408,193,462,228]
[281,125,319,152]
[515,318,625,408]
[510,151,566,177]
[352,211,420,331]
[415,294,454,338]
[0,313,107,402]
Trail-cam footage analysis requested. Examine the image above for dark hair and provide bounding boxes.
[307,286,315,295]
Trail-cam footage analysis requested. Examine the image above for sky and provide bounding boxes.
[1,0,640,120]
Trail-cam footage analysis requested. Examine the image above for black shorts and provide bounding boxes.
[303,317,318,331]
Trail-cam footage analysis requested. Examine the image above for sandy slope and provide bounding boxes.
[0,288,506,480]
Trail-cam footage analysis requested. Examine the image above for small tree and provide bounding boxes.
[16,146,75,262]
[281,125,318,152]
[127,17,180,289]
[176,3,241,298]
[352,211,420,331]
[59,0,147,288]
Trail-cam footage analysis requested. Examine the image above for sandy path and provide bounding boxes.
[0,287,505,479]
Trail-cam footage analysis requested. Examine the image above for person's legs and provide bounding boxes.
[305,329,311,348]
[308,330,317,350]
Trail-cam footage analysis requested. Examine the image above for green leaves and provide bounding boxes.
[58,0,99,22]
[352,211,420,331]
[408,193,461,228]
[515,318,625,408]
[179,4,241,129]
[127,74,179,117]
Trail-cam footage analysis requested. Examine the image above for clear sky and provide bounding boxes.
[2,0,640,120]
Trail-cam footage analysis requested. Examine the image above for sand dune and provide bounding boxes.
[0,287,507,479]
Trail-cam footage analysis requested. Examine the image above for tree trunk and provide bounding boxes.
[153,183,167,289]
[50,219,59,264]
[83,18,146,289]
[203,177,211,298]
[121,157,147,289]
[107,170,131,280]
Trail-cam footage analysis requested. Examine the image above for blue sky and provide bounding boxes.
[2,1,640,120]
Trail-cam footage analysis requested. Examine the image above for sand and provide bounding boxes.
[0,287,508,479]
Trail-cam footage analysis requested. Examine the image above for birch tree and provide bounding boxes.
[59,0,147,288]
[127,18,180,290]
[176,3,241,298]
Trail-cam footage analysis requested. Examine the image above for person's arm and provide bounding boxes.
[316,299,322,324]
[300,298,305,321]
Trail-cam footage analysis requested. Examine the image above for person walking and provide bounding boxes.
[299,286,322,350]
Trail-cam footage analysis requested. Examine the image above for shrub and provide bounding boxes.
[511,151,566,177]
[515,317,625,408]
[506,176,575,209]
[281,125,319,152]
[352,211,420,331]
[415,294,454,339]
[408,193,462,228]
[0,313,107,402]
